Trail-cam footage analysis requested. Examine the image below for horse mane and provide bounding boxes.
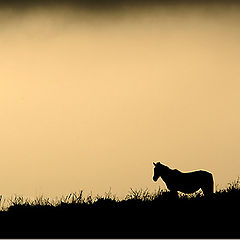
[161,164,171,172]
[156,162,172,175]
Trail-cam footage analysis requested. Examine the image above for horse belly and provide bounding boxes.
[176,174,201,193]
[177,172,208,193]
[178,184,201,194]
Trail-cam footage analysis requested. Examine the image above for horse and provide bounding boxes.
[153,162,214,197]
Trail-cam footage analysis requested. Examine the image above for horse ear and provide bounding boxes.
[153,162,156,166]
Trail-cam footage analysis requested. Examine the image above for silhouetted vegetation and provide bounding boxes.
[0,179,239,238]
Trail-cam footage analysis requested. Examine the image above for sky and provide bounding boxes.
[0,1,240,199]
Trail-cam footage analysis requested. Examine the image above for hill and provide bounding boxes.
[0,179,239,238]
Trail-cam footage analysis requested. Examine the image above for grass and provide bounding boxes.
[0,178,239,238]
[5,178,240,208]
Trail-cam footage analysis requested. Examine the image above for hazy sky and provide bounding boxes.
[0,2,240,198]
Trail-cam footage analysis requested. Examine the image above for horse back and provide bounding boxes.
[172,169,212,184]
[180,170,213,188]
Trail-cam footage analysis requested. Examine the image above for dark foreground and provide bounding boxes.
[0,184,240,238]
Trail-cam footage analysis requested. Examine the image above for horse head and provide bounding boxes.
[153,161,162,182]
[153,161,169,181]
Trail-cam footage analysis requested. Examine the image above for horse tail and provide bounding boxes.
[209,173,214,194]
[202,172,214,197]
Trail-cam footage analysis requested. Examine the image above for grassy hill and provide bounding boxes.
[0,179,239,238]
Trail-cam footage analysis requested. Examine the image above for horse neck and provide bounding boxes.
[159,166,172,181]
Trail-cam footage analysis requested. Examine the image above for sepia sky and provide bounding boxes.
[0,1,240,198]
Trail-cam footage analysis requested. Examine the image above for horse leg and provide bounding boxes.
[170,190,178,199]
[202,188,211,198]
[202,175,214,198]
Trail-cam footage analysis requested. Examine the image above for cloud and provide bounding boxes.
[0,0,239,12]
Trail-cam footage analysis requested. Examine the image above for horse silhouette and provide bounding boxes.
[153,162,214,196]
